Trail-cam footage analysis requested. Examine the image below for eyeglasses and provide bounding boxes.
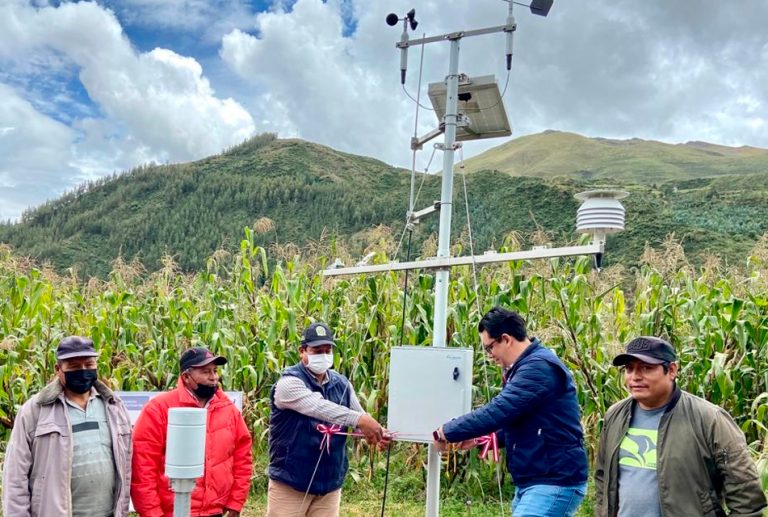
[483,338,501,354]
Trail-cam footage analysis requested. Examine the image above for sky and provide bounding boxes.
[1,0,767,221]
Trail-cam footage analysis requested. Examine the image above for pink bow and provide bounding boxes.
[316,424,364,454]
[474,432,499,463]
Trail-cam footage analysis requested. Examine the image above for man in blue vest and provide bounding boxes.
[433,307,588,516]
[267,322,389,517]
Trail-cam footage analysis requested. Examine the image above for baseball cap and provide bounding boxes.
[613,336,677,366]
[180,347,227,371]
[301,322,335,347]
[57,336,99,360]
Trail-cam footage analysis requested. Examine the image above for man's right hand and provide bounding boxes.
[357,414,385,444]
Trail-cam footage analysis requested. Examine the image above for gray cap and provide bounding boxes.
[56,336,99,360]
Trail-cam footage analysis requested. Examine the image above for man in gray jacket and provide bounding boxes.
[595,336,767,516]
[2,336,132,517]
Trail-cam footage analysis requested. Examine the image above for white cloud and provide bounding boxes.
[220,0,504,170]
[0,83,79,221]
[221,0,768,169]
[221,0,414,166]
[0,0,257,218]
[102,0,257,43]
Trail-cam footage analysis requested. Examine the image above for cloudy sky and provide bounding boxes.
[1,0,767,221]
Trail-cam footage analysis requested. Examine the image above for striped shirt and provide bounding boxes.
[66,393,115,517]
[274,375,364,428]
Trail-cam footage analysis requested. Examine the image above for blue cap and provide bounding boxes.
[301,322,335,347]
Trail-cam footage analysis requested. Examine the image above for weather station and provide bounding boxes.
[323,1,628,516]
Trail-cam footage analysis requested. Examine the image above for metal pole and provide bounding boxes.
[171,479,196,517]
[426,36,461,517]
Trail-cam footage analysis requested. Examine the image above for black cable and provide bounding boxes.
[403,69,511,114]
[380,441,393,517]
[380,229,413,517]
[466,69,510,114]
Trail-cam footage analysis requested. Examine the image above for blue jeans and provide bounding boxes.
[511,483,587,517]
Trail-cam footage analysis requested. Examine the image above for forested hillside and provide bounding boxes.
[1,132,767,277]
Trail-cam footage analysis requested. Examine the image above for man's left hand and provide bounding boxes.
[223,509,240,517]
[432,426,448,452]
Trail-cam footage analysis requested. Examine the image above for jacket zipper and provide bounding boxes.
[109,403,121,517]
[608,409,631,515]
[64,395,74,517]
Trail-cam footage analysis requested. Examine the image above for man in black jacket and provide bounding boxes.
[433,307,588,516]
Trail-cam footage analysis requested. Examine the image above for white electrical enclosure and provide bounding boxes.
[387,346,474,442]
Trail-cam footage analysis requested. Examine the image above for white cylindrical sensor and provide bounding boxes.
[165,407,207,480]
[575,190,629,235]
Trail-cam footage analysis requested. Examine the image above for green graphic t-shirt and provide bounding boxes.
[617,404,665,517]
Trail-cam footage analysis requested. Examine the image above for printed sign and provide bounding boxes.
[115,391,244,425]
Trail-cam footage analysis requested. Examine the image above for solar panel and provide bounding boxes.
[427,75,512,142]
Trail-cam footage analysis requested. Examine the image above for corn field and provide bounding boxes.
[1,229,767,501]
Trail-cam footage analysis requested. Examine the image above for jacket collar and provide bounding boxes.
[664,383,682,412]
[175,377,230,408]
[297,361,333,387]
[504,338,541,382]
[516,337,541,363]
[36,378,115,406]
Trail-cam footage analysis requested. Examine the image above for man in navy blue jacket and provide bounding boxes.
[434,307,588,516]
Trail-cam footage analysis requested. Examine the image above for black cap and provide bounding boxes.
[301,322,335,347]
[57,336,99,360]
[180,347,227,371]
[613,336,677,366]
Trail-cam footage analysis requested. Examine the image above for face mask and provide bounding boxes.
[306,353,334,375]
[192,383,218,400]
[63,369,98,394]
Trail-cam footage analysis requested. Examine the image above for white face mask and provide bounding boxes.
[306,353,334,375]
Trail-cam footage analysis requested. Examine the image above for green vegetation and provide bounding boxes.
[461,130,768,182]
[1,230,767,510]
[1,132,768,277]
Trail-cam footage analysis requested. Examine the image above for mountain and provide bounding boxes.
[460,130,768,183]
[1,132,767,277]
[0,134,438,277]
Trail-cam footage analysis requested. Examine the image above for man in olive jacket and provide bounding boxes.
[595,336,766,517]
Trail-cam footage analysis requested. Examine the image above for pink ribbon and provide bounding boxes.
[316,424,398,453]
[316,424,364,454]
[474,432,499,463]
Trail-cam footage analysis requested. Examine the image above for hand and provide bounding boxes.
[457,439,477,450]
[432,426,448,452]
[357,414,385,445]
[376,431,393,451]
[223,509,240,517]
[432,438,448,452]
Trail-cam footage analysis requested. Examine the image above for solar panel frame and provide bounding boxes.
[427,75,512,142]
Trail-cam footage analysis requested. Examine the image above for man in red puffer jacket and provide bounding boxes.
[131,347,253,517]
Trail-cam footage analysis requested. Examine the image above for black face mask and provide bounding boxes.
[192,383,218,400]
[63,369,98,394]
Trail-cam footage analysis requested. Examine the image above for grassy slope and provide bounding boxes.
[461,130,768,183]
